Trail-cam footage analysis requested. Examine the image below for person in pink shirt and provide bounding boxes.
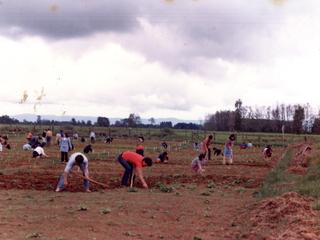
[223,134,236,165]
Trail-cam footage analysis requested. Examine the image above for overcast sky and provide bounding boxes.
[1,0,320,120]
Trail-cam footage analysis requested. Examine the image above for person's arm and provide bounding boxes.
[42,149,49,157]
[83,165,89,179]
[135,168,148,189]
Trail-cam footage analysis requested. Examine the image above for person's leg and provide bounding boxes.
[65,152,69,162]
[208,148,212,160]
[56,175,65,191]
[228,151,233,164]
[127,163,135,186]
[80,165,90,192]
[117,154,133,186]
[60,152,64,162]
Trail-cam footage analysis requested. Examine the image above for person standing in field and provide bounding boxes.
[55,152,91,192]
[223,134,236,165]
[201,134,213,160]
[89,130,96,144]
[59,133,72,163]
[46,129,53,146]
[136,136,145,156]
[117,151,152,188]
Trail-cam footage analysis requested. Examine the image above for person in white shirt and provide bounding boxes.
[55,152,90,192]
[191,153,206,175]
[32,146,48,158]
[89,131,96,143]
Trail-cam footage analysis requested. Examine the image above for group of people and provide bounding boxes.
[191,134,272,175]
[0,128,274,193]
[191,134,234,175]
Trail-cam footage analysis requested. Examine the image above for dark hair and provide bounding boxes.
[229,134,236,141]
[161,142,168,149]
[138,136,144,142]
[6,144,11,150]
[136,149,144,156]
[208,135,213,139]
[32,151,40,158]
[83,145,93,154]
[75,154,84,164]
[198,153,206,160]
[143,157,153,166]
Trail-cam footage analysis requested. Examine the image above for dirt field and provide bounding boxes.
[0,136,318,239]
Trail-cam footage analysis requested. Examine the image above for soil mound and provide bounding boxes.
[288,145,312,175]
[239,192,320,239]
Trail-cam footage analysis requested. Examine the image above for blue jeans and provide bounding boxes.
[117,153,134,186]
[57,164,89,191]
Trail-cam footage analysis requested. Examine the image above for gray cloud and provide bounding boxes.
[0,0,317,69]
[0,0,139,39]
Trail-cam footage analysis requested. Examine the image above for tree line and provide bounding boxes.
[204,100,320,134]
[1,100,320,134]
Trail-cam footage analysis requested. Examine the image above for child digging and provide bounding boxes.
[223,134,236,165]
[191,153,206,175]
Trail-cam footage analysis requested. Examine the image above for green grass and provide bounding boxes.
[258,148,294,198]
[297,164,320,198]
[258,142,320,200]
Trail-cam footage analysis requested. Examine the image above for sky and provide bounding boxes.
[1,0,320,121]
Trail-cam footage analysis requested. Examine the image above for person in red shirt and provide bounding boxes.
[117,151,152,188]
[201,134,213,160]
[136,136,145,156]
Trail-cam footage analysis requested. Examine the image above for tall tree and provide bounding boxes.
[96,116,110,127]
[148,117,156,125]
[292,105,305,134]
[234,99,243,131]
[312,118,320,134]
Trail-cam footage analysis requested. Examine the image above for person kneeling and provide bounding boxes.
[155,151,169,163]
[191,153,206,175]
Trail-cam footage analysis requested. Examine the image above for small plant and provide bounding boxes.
[155,182,174,193]
[200,191,210,196]
[78,205,88,211]
[204,211,211,218]
[193,237,203,240]
[127,187,138,192]
[207,181,216,189]
[101,208,112,214]
[25,232,41,239]
[123,231,136,237]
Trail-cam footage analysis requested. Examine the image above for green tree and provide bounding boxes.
[96,116,110,127]
[234,99,243,131]
[292,105,305,134]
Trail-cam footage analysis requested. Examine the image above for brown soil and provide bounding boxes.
[0,138,319,239]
